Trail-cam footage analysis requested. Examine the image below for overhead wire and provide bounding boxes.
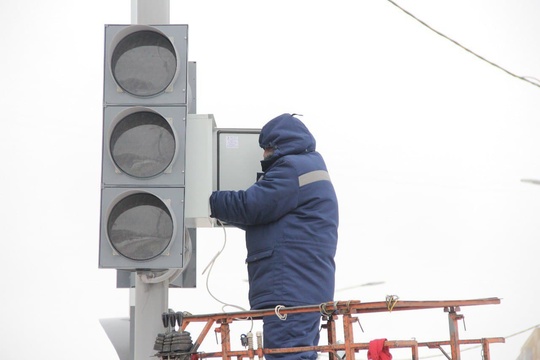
[386,0,540,89]
[382,2,540,353]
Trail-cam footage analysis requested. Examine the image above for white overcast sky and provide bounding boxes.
[1,1,539,360]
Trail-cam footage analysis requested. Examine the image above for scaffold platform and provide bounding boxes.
[155,297,504,360]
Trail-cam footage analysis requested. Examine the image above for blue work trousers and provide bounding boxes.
[262,312,321,360]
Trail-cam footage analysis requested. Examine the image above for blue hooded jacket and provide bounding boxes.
[209,113,339,309]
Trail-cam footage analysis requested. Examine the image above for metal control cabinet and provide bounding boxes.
[216,129,261,191]
[184,115,261,227]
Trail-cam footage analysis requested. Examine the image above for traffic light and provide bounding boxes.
[99,24,188,270]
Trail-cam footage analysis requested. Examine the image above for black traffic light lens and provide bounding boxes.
[111,30,177,97]
[107,193,174,261]
[110,111,176,178]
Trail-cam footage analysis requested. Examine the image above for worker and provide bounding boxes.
[209,113,339,360]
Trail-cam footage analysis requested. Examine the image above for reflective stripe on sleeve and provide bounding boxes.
[298,170,331,187]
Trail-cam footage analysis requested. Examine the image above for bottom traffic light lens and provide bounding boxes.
[107,192,173,261]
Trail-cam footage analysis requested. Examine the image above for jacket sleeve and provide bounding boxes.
[209,157,299,226]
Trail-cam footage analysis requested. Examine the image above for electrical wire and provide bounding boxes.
[386,0,540,89]
[505,323,540,339]
[202,220,254,331]
[389,323,540,359]
[140,228,194,284]
[140,229,193,284]
[457,323,540,355]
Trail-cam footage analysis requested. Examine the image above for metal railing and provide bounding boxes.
[155,297,504,360]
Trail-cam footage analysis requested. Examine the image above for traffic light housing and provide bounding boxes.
[103,25,188,105]
[100,24,188,270]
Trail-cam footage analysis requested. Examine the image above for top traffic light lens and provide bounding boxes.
[111,30,177,97]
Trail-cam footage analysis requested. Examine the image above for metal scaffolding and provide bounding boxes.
[154,297,504,360]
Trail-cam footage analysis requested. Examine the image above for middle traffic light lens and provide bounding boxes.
[110,111,176,178]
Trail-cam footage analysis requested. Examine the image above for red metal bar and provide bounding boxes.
[219,319,231,360]
[342,314,355,360]
[181,298,500,323]
[323,315,337,360]
[193,338,503,360]
[184,319,215,353]
[482,338,491,360]
[418,337,505,347]
[411,342,418,360]
[446,306,463,360]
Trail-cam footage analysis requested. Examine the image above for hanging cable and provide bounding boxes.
[202,220,254,331]
[386,0,540,89]
[140,228,194,284]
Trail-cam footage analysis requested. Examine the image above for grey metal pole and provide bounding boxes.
[133,273,170,360]
[129,4,172,360]
[131,0,170,24]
